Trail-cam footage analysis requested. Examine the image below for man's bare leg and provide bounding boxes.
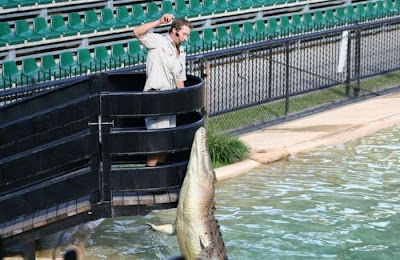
[146,154,166,167]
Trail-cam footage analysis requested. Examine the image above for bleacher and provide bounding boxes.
[1,0,399,89]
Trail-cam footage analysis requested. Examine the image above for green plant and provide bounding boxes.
[206,128,250,168]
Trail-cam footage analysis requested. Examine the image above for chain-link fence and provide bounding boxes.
[187,17,400,134]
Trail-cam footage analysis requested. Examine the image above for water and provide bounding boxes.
[83,124,400,260]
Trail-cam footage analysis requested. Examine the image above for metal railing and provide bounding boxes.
[186,15,400,134]
[2,15,400,134]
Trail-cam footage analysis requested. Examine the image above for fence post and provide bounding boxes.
[268,44,273,99]
[354,28,361,97]
[346,31,352,97]
[285,42,290,115]
[204,59,211,124]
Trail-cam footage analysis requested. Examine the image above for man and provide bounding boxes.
[133,14,193,167]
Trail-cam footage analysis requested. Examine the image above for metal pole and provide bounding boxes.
[285,42,290,115]
[204,59,211,124]
[268,44,273,99]
[346,31,352,97]
[354,28,361,97]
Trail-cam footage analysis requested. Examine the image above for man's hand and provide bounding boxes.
[134,14,174,38]
[159,14,174,24]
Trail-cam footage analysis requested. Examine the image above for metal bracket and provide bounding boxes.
[88,120,114,127]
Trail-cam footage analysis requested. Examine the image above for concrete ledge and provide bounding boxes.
[216,159,261,181]
[288,113,400,155]
[215,112,400,182]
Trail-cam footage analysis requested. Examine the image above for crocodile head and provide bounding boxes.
[186,127,216,190]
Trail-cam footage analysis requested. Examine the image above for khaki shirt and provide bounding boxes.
[138,32,186,91]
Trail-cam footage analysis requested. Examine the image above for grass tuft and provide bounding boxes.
[207,128,250,168]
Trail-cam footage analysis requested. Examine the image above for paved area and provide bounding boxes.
[215,92,400,181]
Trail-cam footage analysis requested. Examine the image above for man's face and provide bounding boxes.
[174,25,191,46]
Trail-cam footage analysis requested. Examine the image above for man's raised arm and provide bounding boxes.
[133,14,175,39]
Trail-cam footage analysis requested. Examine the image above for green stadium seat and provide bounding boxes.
[189,0,205,16]
[187,30,203,53]
[229,24,243,44]
[375,1,387,16]
[0,0,18,9]
[335,7,348,24]
[2,61,22,84]
[22,58,44,83]
[301,12,314,31]
[68,12,95,35]
[241,0,256,9]
[41,55,64,79]
[128,40,146,63]
[255,19,269,40]
[147,2,162,20]
[111,43,129,66]
[324,9,338,28]
[101,8,126,29]
[267,18,281,36]
[385,0,397,14]
[77,48,95,71]
[203,0,218,14]
[228,0,242,11]
[243,22,256,43]
[291,14,303,32]
[203,28,218,50]
[15,0,35,7]
[253,0,266,7]
[116,6,140,26]
[50,15,78,37]
[60,51,87,76]
[216,26,233,47]
[161,0,178,17]
[215,0,235,12]
[313,11,327,29]
[356,4,369,22]
[366,2,378,19]
[132,4,149,23]
[345,6,359,22]
[0,22,25,45]
[176,0,196,18]
[0,39,6,47]
[279,16,293,35]
[33,17,61,40]
[84,10,112,32]
[15,20,43,42]
[94,46,111,70]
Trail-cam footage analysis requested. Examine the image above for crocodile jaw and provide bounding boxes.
[176,127,217,258]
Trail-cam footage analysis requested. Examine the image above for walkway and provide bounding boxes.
[215,92,400,181]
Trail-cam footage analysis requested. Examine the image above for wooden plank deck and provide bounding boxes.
[0,195,92,239]
[0,190,180,240]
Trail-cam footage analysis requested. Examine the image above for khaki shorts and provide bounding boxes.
[145,115,176,129]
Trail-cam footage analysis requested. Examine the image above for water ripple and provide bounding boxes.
[81,124,400,259]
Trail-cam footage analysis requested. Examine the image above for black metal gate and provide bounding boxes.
[0,72,204,256]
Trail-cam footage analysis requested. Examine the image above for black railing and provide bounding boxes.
[2,16,400,135]
[185,15,400,134]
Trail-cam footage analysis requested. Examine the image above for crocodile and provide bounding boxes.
[148,127,228,260]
